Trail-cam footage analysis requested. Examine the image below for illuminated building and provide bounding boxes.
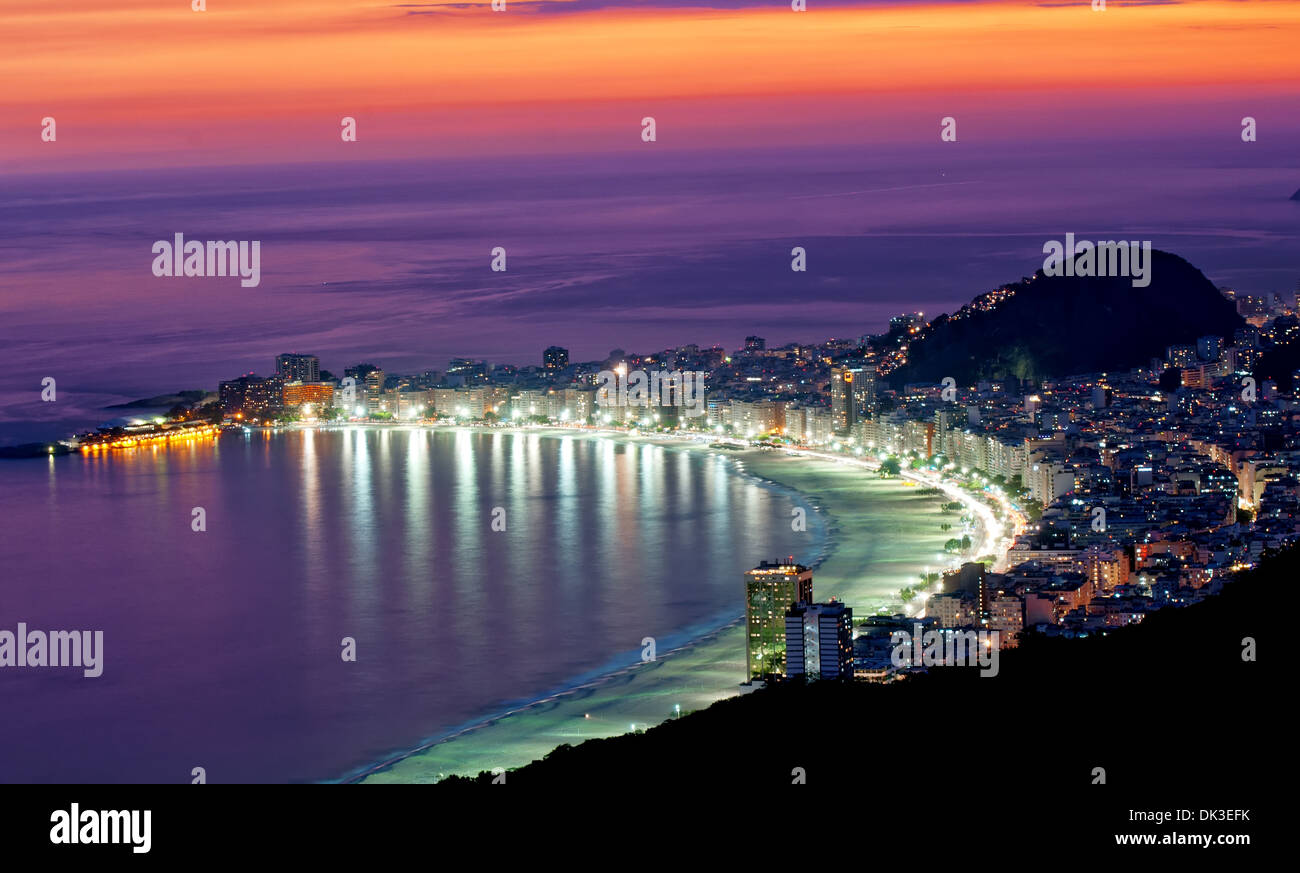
[275,353,320,383]
[784,600,853,680]
[1195,335,1223,362]
[745,560,813,681]
[447,358,488,385]
[932,562,991,624]
[784,405,807,442]
[987,594,1024,647]
[392,390,431,419]
[562,387,594,422]
[219,376,254,416]
[282,381,334,409]
[543,346,569,370]
[219,374,283,419]
[510,389,545,419]
[432,387,487,419]
[364,369,385,412]
[928,591,976,628]
[805,408,834,445]
[851,368,876,419]
[831,365,874,435]
[730,399,782,436]
[1078,546,1130,592]
[830,367,854,434]
[79,422,220,453]
[1165,344,1197,369]
[244,377,284,418]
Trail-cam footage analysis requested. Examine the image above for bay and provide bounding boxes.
[0,427,819,783]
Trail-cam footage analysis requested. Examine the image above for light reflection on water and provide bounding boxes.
[0,429,817,783]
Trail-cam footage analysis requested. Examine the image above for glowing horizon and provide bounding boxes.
[2,0,1298,170]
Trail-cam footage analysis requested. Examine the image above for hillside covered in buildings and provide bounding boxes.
[59,257,1300,651]
[889,250,1243,386]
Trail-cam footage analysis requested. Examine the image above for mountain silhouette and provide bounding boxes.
[889,249,1242,386]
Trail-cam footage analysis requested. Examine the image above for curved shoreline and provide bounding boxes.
[333,430,834,784]
[338,608,749,784]
[351,428,1003,784]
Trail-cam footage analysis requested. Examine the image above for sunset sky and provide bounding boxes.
[2,0,1299,168]
[1,1,1297,443]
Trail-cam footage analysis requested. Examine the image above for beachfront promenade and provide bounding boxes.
[354,427,1022,783]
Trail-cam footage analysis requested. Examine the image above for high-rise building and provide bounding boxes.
[344,363,378,380]
[851,368,876,418]
[392,389,431,420]
[219,374,283,419]
[1165,344,1197,369]
[744,336,766,352]
[805,408,834,445]
[243,376,284,419]
[745,560,814,681]
[544,389,565,421]
[430,387,488,419]
[731,399,782,436]
[275,353,320,383]
[543,346,569,370]
[1223,346,1257,374]
[1023,394,1042,419]
[987,593,1024,648]
[1233,326,1261,349]
[890,312,924,333]
[831,365,873,434]
[447,358,488,385]
[364,369,386,412]
[1235,295,1268,318]
[830,367,855,434]
[431,387,458,416]
[784,405,807,442]
[562,387,595,422]
[784,600,854,680]
[282,381,334,410]
[928,590,977,628]
[944,561,990,621]
[510,389,546,419]
[218,376,253,417]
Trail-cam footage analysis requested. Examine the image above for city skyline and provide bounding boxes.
[3,1,1299,448]
[0,0,1285,845]
[11,250,1298,449]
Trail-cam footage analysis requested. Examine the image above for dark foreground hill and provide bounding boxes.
[891,249,1242,386]
[435,542,1283,843]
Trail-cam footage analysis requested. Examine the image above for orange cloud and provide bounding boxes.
[2,0,1297,167]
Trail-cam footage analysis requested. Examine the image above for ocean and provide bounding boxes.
[0,427,820,783]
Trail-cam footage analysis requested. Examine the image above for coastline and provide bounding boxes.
[352,429,974,784]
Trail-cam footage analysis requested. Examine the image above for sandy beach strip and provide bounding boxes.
[354,438,966,783]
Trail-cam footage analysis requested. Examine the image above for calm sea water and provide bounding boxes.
[0,428,818,783]
[3,153,1298,447]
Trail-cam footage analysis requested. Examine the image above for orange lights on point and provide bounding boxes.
[80,424,220,453]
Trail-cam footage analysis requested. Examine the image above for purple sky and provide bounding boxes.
[1,138,1297,443]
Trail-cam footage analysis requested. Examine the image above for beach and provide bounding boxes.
[356,435,971,783]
